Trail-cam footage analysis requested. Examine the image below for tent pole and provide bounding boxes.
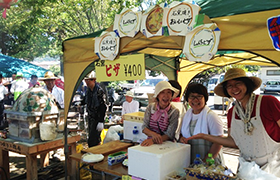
[64,120,69,179]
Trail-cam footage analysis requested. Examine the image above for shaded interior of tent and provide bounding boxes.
[62,0,280,118]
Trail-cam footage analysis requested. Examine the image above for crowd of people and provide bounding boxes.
[0,72,41,129]
[0,67,279,178]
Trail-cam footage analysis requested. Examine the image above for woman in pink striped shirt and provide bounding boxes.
[141,81,180,146]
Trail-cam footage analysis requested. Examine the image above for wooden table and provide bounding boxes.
[0,134,81,180]
[70,140,133,180]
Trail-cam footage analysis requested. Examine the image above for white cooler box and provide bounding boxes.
[123,112,147,142]
[128,141,191,180]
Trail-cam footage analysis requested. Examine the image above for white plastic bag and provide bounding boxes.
[238,157,280,180]
[39,121,57,141]
[103,125,123,144]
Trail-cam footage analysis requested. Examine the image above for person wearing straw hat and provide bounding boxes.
[179,83,224,165]
[40,71,64,109]
[186,68,280,178]
[121,90,139,116]
[83,71,107,147]
[10,72,29,101]
[141,81,180,146]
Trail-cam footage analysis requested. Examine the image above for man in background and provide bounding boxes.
[40,71,64,109]
[28,74,40,88]
[83,71,107,147]
[121,91,139,116]
[10,72,29,101]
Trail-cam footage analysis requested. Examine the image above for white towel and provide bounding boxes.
[181,106,210,138]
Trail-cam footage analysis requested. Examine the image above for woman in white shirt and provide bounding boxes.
[179,83,224,165]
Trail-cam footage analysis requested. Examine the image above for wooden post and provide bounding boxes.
[26,154,38,180]
[0,149,9,180]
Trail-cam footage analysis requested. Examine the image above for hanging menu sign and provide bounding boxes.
[163,1,200,36]
[95,32,120,61]
[141,4,165,38]
[183,23,221,62]
[113,8,142,38]
[95,54,145,82]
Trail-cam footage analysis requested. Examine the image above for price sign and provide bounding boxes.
[95,54,145,82]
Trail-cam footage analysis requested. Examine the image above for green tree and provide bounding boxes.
[49,65,61,76]
[0,0,150,60]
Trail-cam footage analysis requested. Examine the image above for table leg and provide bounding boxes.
[26,154,38,180]
[102,171,106,180]
[0,149,9,180]
[40,152,49,167]
[68,142,78,180]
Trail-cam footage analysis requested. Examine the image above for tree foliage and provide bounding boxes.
[0,0,148,60]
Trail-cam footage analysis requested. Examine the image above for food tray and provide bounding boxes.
[165,171,186,180]
[185,168,237,180]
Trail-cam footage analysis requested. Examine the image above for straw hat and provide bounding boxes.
[214,68,262,97]
[153,81,179,99]
[40,71,58,80]
[124,91,134,97]
[84,71,96,80]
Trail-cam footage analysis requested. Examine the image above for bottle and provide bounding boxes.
[109,115,112,123]
[193,154,204,165]
[190,154,204,168]
[105,116,109,123]
[206,153,215,166]
[132,126,139,143]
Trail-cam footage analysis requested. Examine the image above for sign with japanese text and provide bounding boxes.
[163,1,200,36]
[95,54,145,82]
[183,23,221,62]
[95,31,120,60]
[267,15,280,51]
[113,8,142,38]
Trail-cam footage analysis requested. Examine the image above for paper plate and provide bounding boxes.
[82,153,104,163]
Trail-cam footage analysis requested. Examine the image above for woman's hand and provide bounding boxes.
[185,133,205,141]
[141,138,154,146]
[151,133,163,144]
[179,137,188,144]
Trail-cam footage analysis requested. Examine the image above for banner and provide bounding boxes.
[183,23,221,62]
[113,8,142,38]
[95,31,120,60]
[267,15,280,51]
[162,1,200,36]
[95,54,145,82]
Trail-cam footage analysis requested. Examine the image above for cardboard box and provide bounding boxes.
[123,112,144,123]
[123,120,147,142]
[128,141,191,180]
